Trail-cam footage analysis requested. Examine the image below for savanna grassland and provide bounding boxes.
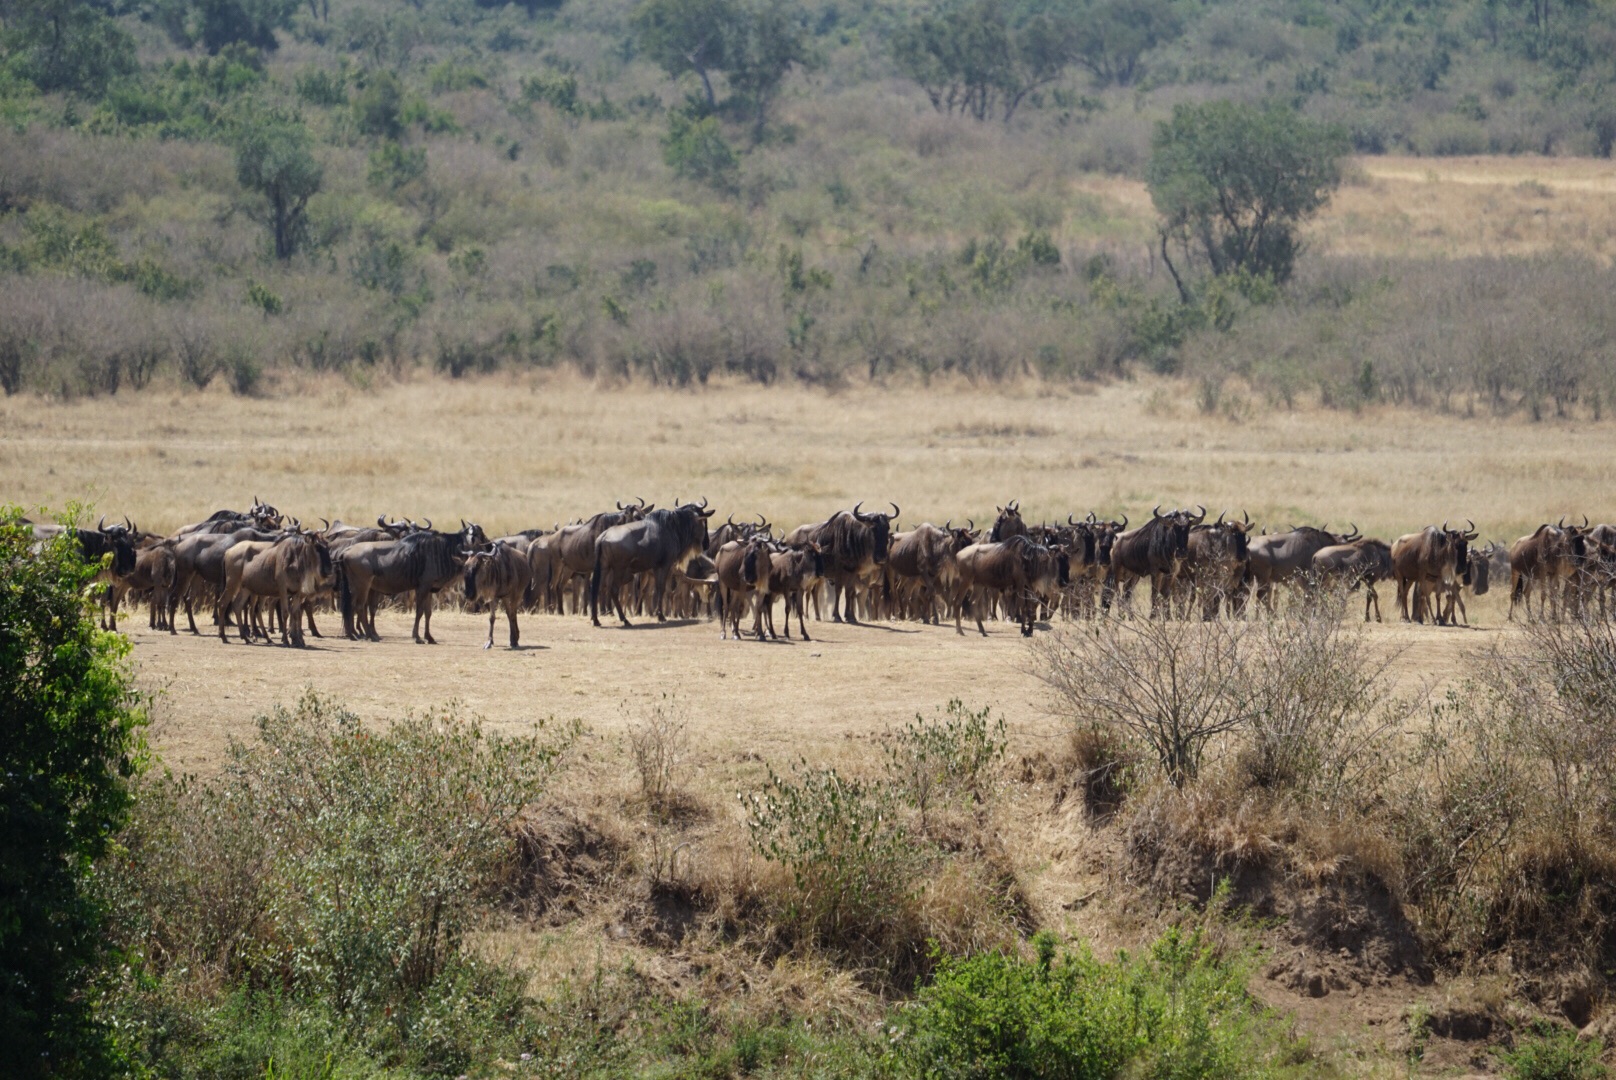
[11,0,1616,1072]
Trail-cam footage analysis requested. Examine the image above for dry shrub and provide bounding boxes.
[624,696,696,823]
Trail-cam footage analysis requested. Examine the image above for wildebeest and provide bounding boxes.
[110,538,179,634]
[989,501,1025,542]
[1311,538,1394,622]
[884,521,974,624]
[175,498,282,536]
[1509,520,1586,621]
[955,534,1069,636]
[1390,521,1474,625]
[552,500,651,613]
[590,500,715,628]
[338,523,483,643]
[1106,506,1203,618]
[218,528,328,647]
[31,517,143,630]
[784,502,898,624]
[760,543,825,640]
[715,536,773,640]
[1176,511,1252,620]
[1245,523,1358,613]
[464,539,533,649]
[168,526,286,633]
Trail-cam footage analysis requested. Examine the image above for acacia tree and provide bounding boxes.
[726,4,810,141]
[1146,100,1348,299]
[0,508,147,1078]
[632,0,734,110]
[235,112,323,261]
[892,0,1082,122]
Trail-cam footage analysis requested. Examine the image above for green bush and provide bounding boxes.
[1501,1022,1607,1080]
[663,112,739,193]
[1,507,149,1079]
[898,928,1310,1080]
[881,700,1007,823]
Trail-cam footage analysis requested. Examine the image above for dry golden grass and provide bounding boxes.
[1069,153,1616,260]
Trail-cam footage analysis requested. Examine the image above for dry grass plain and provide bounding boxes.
[2,374,1602,773]
[1072,153,1616,260]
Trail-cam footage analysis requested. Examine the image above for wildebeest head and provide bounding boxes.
[250,497,282,529]
[852,501,900,563]
[990,500,1025,542]
[80,517,138,576]
[1447,519,1477,580]
[672,498,716,550]
[460,519,489,549]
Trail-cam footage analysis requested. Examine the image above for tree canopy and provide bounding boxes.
[0,509,147,1078]
[235,111,323,260]
[1146,100,1350,294]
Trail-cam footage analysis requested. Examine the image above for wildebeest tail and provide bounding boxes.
[588,546,603,620]
[338,560,354,624]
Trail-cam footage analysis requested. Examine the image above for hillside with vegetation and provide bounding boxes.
[2,0,1615,413]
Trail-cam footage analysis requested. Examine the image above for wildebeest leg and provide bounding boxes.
[412,586,428,643]
[506,598,520,649]
[485,602,496,649]
[654,568,670,623]
[843,580,861,625]
[611,570,633,627]
[304,605,322,638]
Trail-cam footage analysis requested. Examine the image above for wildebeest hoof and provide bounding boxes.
[482,641,492,650]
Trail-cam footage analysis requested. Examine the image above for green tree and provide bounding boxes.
[632,0,734,111]
[0,508,147,1079]
[892,0,1082,122]
[1,0,136,96]
[353,69,404,139]
[235,112,324,260]
[1071,0,1183,87]
[725,4,810,141]
[1146,100,1349,297]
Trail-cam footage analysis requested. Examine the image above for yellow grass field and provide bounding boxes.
[1072,153,1616,260]
[3,374,1605,773]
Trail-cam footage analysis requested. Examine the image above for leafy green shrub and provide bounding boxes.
[521,71,581,116]
[1,507,148,1078]
[881,700,1006,823]
[663,112,739,193]
[898,928,1308,1080]
[743,762,922,966]
[295,66,347,106]
[1501,1022,1607,1080]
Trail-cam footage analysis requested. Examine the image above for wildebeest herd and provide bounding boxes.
[18,498,1616,649]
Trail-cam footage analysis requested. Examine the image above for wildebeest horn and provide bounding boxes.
[637,496,648,507]
[1193,505,1206,523]
[643,503,655,513]
[852,500,864,517]
[421,518,432,531]
[756,513,768,527]
[378,515,388,527]
[98,515,106,531]
[461,518,468,531]
[1215,510,1225,526]
[617,501,626,510]
[890,502,900,518]
[1584,514,1591,529]
[1346,522,1360,540]
[726,513,736,528]
[1559,516,1567,528]
[1442,520,1449,533]
[1242,510,1251,527]
[1086,511,1096,523]
[1151,505,1162,519]
[123,515,133,531]
[1009,499,1019,512]
[320,517,330,530]
[1117,514,1128,529]
[698,497,708,509]
[1068,514,1078,526]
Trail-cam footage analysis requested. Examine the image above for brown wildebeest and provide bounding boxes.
[1436,539,1495,626]
[1311,538,1394,622]
[884,521,973,624]
[1509,520,1587,621]
[168,525,284,633]
[784,502,898,625]
[337,523,481,643]
[218,528,327,646]
[175,497,282,536]
[1390,521,1475,625]
[464,539,532,649]
[1105,506,1203,618]
[1578,524,1616,618]
[111,538,179,634]
[590,500,714,628]
[554,500,650,613]
[715,536,774,641]
[955,534,1069,637]
[989,501,1026,542]
[1244,523,1357,613]
[1176,511,1252,620]
[760,543,825,641]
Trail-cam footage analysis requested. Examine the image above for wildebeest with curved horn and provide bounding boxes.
[954,534,1069,636]
[1176,511,1251,620]
[464,539,533,649]
[217,527,328,647]
[590,500,715,628]
[784,501,898,624]
[1105,505,1202,618]
[1390,521,1474,625]
[552,500,651,613]
[337,522,483,643]
[989,501,1025,542]
[715,535,774,641]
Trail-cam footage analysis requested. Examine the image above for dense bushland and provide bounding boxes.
[0,0,1613,407]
